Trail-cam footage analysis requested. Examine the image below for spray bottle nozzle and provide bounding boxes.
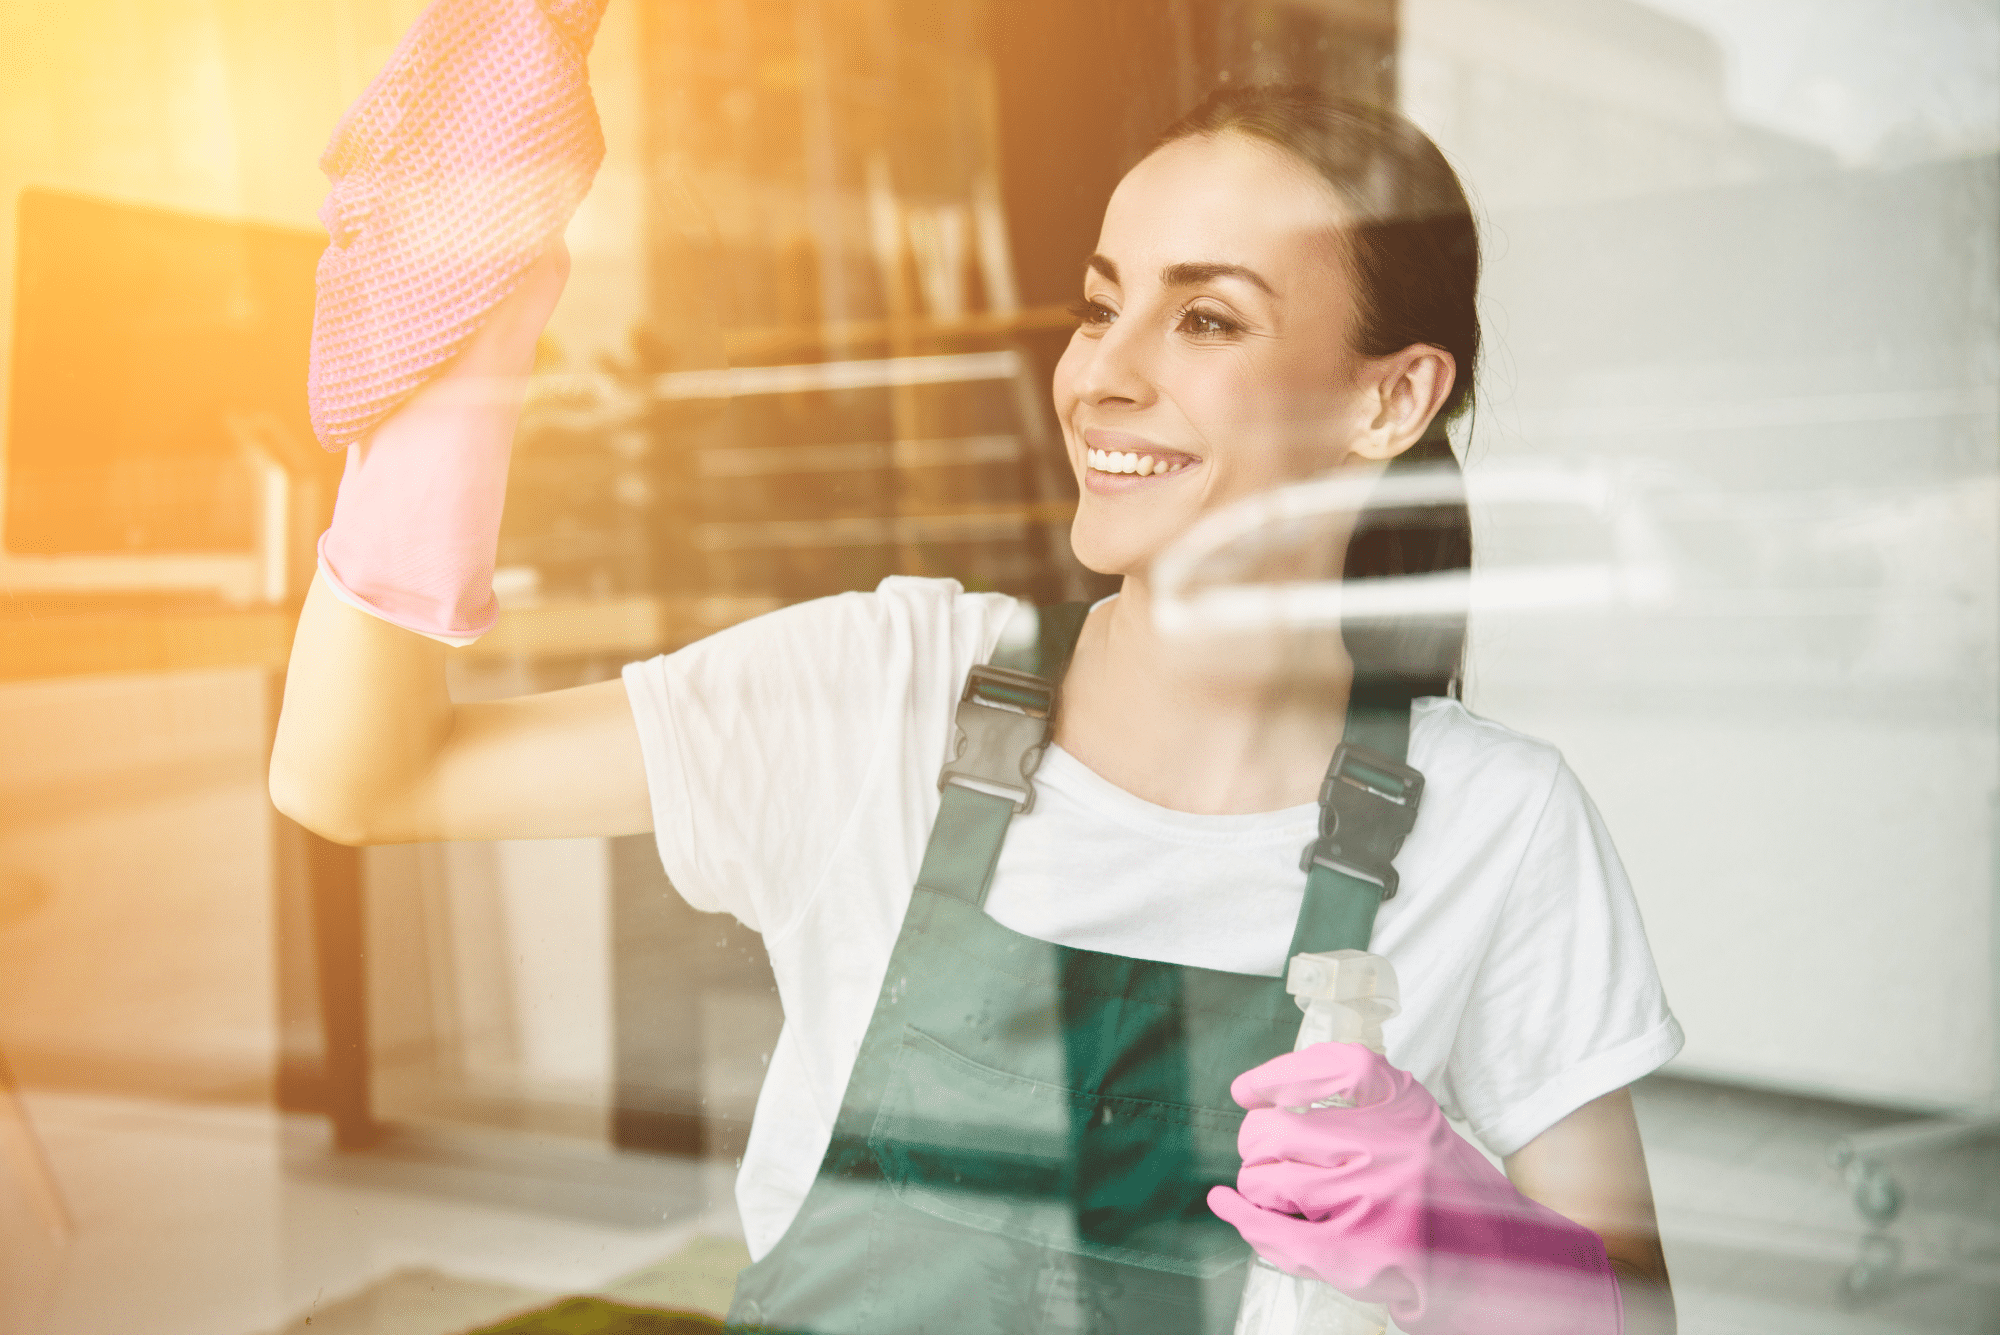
[1286,949,1400,1011]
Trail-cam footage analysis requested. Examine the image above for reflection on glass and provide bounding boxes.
[0,2,1995,1334]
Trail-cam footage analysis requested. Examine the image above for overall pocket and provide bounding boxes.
[868,1027,1249,1279]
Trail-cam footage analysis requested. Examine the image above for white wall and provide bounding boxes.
[1402,0,2000,1108]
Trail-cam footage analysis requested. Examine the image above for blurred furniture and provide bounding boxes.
[0,595,689,683]
[0,597,689,1158]
[3,190,338,603]
[1830,1113,2000,1301]
[0,1047,69,1246]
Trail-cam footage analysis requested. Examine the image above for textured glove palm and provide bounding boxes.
[1208,1043,1624,1335]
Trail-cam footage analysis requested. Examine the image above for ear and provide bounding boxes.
[1347,344,1457,462]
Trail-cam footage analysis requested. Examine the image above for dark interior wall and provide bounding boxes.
[988,0,1397,313]
[986,0,1396,497]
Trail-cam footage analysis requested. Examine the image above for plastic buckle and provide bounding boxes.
[1299,742,1425,898]
[938,664,1056,813]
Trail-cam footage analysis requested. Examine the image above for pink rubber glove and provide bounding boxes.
[1208,1044,1624,1335]
[317,243,568,644]
[309,0,609,452]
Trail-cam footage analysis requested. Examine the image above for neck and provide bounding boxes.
[1053,574,1357,814]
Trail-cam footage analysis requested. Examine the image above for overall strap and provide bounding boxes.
[1286,682,1424,958]
[916,602,1089,908]
[917,602,1427,947]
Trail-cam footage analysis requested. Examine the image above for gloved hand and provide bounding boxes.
[1208,1043,1624,1335]
[316,242,568,644]
[310,0,610,452]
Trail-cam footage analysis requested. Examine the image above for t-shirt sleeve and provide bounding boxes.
[619,579,1015,935]
[1446,762,1684,1158]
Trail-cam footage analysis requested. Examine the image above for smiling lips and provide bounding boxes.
[1085,447,1198,477]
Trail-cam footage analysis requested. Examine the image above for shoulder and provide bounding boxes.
[1409,696,1566,802]
[765,575,1021,650]
[1404,698,1624,892]
[862,575,1026,655]
[1401,697,1585,869]
[631,576,1023,682]
[616,578,1024,930]
[793,577,1027,690]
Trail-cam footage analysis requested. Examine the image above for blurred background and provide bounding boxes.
[0,1,1995,1332]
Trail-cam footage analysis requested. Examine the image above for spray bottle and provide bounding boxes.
[1232,948,1401,1335]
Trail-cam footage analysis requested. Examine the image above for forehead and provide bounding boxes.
[1096,133,1348,283]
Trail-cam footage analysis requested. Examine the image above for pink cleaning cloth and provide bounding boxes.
[308,0,609,452]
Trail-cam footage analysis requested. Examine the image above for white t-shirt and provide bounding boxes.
[622,576,1682,1260]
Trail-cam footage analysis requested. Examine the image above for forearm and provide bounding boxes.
[1508,1090,1673,1335]
[1610,1255,1675,1335]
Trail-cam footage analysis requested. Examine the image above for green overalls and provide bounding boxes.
[726,605,1424,1335]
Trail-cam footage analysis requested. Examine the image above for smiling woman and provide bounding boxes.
[1060,90,1478,704]
[273,82,1678,1335]
[1056,90,1481,800]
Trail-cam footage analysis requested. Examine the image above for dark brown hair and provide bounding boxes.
[1155,85,1479,698]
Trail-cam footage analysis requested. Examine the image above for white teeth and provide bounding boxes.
[1086,448,1196,474]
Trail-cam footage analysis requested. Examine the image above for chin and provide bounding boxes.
[1068,512,1166,580]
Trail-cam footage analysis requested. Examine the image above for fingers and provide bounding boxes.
[1231,1156,1369,1222]
[1230,1041,1404,1112]
[1211,1185,1420,1315]
[1235,1110,1373,1177]
[1207,1185,1325,1280]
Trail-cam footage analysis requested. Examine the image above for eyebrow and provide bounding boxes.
[1085,253,1274,297]
[1162,260,1274,295]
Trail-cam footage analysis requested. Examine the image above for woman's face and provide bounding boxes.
[1054,131,1374,578]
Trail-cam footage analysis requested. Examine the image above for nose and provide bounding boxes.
[1069,312,1158,411]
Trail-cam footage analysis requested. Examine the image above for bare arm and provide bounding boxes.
[270,571,652,844]
[1506,1087,1676,1334]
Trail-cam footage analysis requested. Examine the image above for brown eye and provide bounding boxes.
[1068,299,1116,328]
[1179,306,1241,338]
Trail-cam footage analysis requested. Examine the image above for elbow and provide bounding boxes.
[268,756,381,847]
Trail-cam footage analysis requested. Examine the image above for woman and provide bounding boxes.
[274,86,1680,1334]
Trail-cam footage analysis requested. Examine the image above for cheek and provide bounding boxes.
[1167,356,1297,464]
[1191,353,1351,474]
[1050,333,1089,422]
